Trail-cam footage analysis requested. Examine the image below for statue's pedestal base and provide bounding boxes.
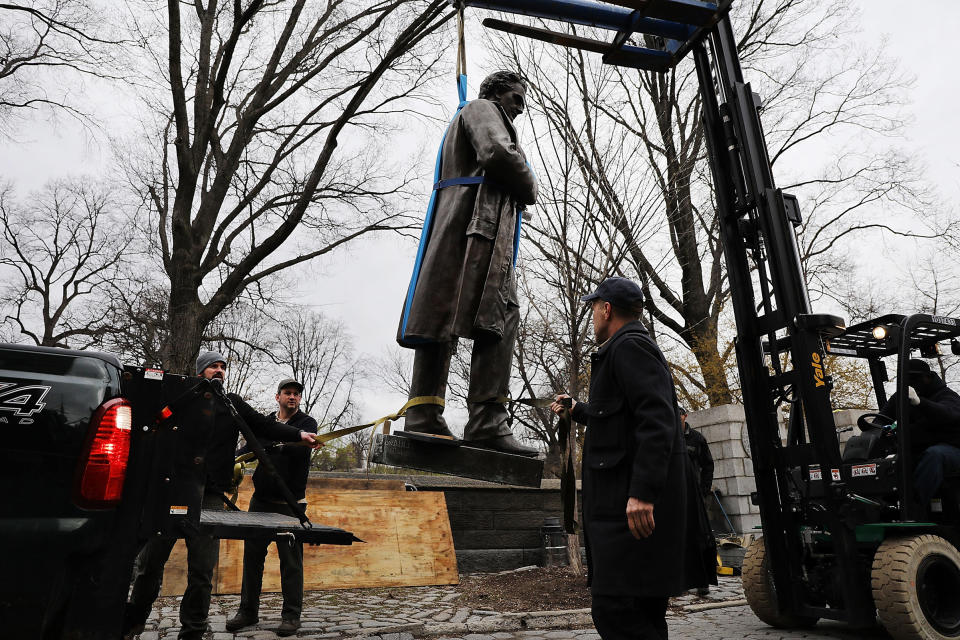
[370,433,544,487]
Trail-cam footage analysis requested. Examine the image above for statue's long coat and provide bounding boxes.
[398,98,537,346]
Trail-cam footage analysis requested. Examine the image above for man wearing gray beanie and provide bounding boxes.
[196,350,228,376]
[123,351,320,640]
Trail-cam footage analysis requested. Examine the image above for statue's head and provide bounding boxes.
[478,71,527,122]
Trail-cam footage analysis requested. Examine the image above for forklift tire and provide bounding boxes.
[872,534,960,640]
[742,536,819,629]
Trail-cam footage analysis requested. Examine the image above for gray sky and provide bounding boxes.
[1,1,958,424]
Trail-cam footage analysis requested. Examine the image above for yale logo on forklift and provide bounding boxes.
[811,352,826,388]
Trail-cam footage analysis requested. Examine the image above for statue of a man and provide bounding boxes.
[397,70,538,456]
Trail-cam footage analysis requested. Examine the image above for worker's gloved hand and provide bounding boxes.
[907,386,921,406]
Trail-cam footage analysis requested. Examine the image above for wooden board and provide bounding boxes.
[159,478,458,595]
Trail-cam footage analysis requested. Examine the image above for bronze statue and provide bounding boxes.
[397,70,538,456]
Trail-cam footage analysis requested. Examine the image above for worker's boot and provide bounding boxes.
[225,610,258,631]
[403,342,456,438]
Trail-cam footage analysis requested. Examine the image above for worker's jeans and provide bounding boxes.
[236,495,305,622]
[123,494,226,639]
[914,443,960,506]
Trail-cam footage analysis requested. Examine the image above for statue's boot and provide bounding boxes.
[464,403,539,457]
[403,341,456,438]
[463,316,539,458]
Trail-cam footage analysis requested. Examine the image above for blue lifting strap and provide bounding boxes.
[399,72,528,346]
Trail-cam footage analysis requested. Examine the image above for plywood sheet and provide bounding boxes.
[159,479,457,595]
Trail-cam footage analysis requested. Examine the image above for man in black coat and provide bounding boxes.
[122,352,320,640]
[551,277,707,640]
[878,358,960,506]
[681,407,715,596]
[681,408,714,499]
[227,378,318,636]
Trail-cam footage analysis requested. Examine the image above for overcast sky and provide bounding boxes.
[1,1,958,424]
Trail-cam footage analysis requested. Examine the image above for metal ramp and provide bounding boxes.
[199,510,359,545]
[458,0,732,71]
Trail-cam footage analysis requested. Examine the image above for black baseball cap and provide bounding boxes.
[907,359,931,375]
[581,277,645,308]
[277,378,304,393]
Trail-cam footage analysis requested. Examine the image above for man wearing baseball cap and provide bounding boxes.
[123,354,320,640]
[550,277,712,638]
[227,378,318,636]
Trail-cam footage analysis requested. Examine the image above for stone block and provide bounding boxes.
[726,475,756,496]
[833,409,867,430]
[493,510,555,530]
[449,490,547,512]
[731,459,744,476]
[743,458,754,476]
[713,459,735,479]
[455,548,526,573]
[721,440,746,459]
[720,495,751,516]
[733,513,761,533]
[452,529,540,549]
[706,441,723,461]
[448,510,494,529]
[687,404,745,428]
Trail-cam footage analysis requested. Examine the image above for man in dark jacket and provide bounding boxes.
[397,70,538,456]
[551,278,693,640]
[682,408,714,499]
[122,352,319,640]
[226,378,318,636]
[681,407,715,596]
[878,358,960,506]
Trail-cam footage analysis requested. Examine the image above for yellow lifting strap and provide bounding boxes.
[232,396,448,488]
[305,395,447,445]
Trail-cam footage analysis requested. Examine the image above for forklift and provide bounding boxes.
[454,1,960,638]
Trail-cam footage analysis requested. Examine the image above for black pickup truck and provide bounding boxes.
[0,343,356,639]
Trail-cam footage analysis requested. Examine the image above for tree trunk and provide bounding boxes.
[162,282,206,375]
[685,317,732,406]
[558,388,583,575]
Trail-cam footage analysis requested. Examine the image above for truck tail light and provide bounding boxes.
[74,397,133,509]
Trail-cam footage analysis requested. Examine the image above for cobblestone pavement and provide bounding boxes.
[131,576,884,640]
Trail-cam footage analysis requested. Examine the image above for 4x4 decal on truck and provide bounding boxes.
[0,382,52,417]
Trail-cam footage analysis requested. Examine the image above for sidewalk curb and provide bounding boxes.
[340,601,747,638]
[343,609,595,638]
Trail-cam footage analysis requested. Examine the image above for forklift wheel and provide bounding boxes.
[742,537,819,629]
[872,534,960,640]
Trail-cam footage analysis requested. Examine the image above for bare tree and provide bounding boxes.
[96,281,169,366]
[0,179,129,347]
[270,307,360,429]
[0,0,121,135]
[119,0,452,374]
[492,0,934,408]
